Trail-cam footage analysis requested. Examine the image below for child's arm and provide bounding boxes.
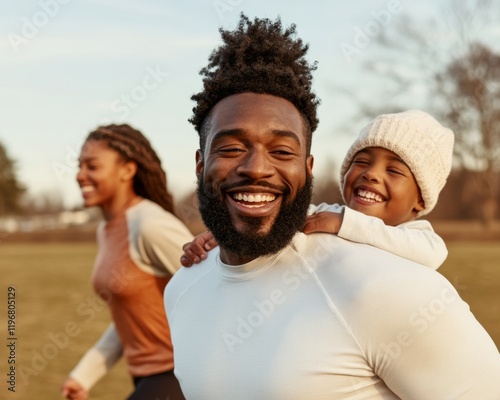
[181,231,218,267]
[182,210,343,265]
[302,210,344,235]
[338,207,447,270]
[183,204,447,270]
[303,202,345,234]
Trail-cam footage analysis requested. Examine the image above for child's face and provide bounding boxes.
[342,147,424,226]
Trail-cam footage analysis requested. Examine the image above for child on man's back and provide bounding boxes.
[182,110,454,271]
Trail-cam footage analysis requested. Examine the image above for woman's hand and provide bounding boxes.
[61,377,88,400]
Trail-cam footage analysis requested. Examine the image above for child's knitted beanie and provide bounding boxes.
[339,110,454,217]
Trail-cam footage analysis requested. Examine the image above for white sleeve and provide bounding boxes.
[68,324,123,390]
[308,202,344,215]
[136,214,194,276]
[364,273,500,398]
[337,207,447,270]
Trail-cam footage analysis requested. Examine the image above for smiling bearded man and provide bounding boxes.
[197,173,313,260]
[164,13,500,400]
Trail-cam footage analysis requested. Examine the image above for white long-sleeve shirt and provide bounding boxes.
[310,203,447,270]
[165,233,500,399]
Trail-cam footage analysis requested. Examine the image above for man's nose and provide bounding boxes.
[236,150,274,179]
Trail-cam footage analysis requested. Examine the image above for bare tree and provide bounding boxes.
[341,0,500,224]
[0,141,25,216]
[21,190,65,216]
[438,43,500,223]
[312,158,343,206]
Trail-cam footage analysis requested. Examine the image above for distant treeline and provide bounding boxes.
[174,169,500,236]
[304,169,500,223]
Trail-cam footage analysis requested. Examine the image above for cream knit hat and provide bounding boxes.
[339,110,454,217]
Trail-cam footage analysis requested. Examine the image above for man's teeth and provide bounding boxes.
[232,193,275,202]
[357,189,383,202]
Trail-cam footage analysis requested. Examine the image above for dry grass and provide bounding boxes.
[0,235,498,399]
[439,241,500,346]
[0,243,131,399]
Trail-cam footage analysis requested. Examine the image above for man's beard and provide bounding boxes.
[197,175,313,261]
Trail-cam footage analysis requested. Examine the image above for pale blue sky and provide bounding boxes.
[0,0,490,208]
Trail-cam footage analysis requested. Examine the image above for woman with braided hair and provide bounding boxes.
[61,124,192,400]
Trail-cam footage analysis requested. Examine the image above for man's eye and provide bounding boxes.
[272,150,294,156]
[219,148,244,153]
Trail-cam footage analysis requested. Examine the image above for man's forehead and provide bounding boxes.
[211,127,302,146]
[208,93,306,140]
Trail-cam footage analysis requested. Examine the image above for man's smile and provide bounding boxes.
[231,192,276,203]
[226,189,282,216]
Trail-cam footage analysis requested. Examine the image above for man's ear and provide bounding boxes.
[121,161,137,182]
[195,149,204,179]
[306,154,314,177]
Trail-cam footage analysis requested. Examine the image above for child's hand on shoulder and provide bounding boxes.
[181,231,218,267]
[302,211,343,235]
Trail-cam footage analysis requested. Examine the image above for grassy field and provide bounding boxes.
[0,240,499,399]
[0,243,131,399]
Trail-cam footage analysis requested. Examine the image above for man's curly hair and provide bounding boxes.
[190,13,320,154]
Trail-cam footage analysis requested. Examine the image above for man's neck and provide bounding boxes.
[219,248,258,266]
